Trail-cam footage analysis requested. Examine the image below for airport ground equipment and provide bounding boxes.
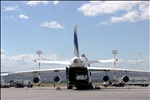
[0,77,10,88]
[10,80,33,88]
[121,77,149,87]
[0,82,10,88]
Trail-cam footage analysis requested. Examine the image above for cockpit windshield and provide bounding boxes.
[73,59,78,63]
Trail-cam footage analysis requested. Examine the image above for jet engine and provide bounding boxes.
[102,75,109,82]
[33,77,41,83]
[121,75,129,83]
[53,76,61,83]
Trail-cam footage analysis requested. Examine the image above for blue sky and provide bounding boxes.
[1,1,149,71]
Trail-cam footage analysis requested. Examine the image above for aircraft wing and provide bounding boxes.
[88,67,150,73]
[1,67,66,76]
[34,60,71,65]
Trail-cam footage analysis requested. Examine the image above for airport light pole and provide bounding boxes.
[36,50,42,75]
[112,50,118,85]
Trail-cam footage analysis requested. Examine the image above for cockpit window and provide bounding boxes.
[73,59,78,63]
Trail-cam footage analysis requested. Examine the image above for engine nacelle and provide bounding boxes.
[102,75,109,82]
[122,75,129,83]
[33,77,41,83]
[53,76,61,83]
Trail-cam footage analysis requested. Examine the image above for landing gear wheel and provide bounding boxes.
[89,85,93,89]
[67,85,73,89]
[89,82,93,89]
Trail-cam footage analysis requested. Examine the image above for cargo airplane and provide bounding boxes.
[1,23,149,89]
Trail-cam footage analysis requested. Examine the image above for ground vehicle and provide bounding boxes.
[118,77,149,87]
[24,80,33,88]
[10,80,33,88]
[0,82,10,88]
[0,77,10,88]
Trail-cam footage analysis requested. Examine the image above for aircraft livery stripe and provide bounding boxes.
[74,25,79,57]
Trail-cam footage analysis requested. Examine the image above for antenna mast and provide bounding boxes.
[112,50,118,85]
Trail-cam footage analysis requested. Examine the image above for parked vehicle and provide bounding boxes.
[24,80,33,88]
[0,77,10,88]
[1,82,10,88]
[118,77,149,87]
[10,80,33,88]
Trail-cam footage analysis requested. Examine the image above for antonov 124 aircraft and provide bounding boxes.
[1,23,149,89]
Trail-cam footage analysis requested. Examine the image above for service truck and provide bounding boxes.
[10,80,33,88]
[118,77,149,87]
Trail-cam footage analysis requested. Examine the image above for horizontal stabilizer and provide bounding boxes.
[83,59,115,64]
[35,60,71,65]
[97,59,116,63]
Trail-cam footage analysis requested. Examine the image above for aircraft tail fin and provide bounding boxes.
[74,22,80,57]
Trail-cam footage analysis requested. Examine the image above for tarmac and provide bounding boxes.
[1,85,150,100]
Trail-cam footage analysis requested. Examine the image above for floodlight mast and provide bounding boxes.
[36,50,42,75]
[112,50,118,85]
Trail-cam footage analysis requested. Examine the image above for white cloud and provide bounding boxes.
[53,1,60,5]
[111,10,140,23]
[100,7,149,25]
[40,21,64,29]
[1,51,149,72]
[26,1,60,6]
[26,1,50,6]
[78,1,149,25]
[19,14,29,19]
[138,2,150,20]
[1,54,36,66]
[78,1,138,17]
[3,5,20,11]
[42,54,59,61]
[1,53,68,72]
